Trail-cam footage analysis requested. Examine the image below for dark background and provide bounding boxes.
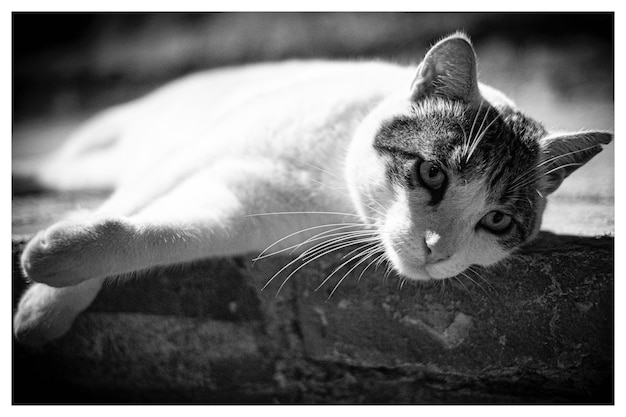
[13,13,613,123]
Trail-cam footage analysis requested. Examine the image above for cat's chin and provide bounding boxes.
[389,255,463,282]
[389,258,434,281]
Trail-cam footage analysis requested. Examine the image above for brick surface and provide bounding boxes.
[12,220,613,403]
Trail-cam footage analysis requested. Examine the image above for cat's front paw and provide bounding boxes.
[21,226,85,287]
[21,217,125,287]
[14,279,104,346]
[13,283,79,346]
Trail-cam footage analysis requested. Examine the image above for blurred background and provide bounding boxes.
[12,12,614,234]
[13,13,613,123]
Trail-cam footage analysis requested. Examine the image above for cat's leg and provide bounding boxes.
[13,278,104,346]
[19,160,294,287]
[15,158,351,344]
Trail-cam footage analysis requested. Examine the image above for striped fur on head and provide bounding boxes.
[348,33,612,282]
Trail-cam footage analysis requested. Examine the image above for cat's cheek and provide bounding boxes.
[346,158,393,224]
[465,235,510,266]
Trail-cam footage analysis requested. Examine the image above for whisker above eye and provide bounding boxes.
[465,110,498,164]
[466,98,485,155]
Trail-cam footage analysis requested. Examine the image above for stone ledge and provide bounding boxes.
[12,230,613,404]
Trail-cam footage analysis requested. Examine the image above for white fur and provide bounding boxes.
[15,59,518,345]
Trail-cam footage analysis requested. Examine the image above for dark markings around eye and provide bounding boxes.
[479,211,513,234]
[414,159,448,205]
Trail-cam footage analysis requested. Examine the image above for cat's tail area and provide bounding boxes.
[15,103,138,193]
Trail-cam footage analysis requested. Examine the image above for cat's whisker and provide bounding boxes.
[453,275,474,301]
[262,251,312,292]
[338,234,383,259]
[508,144,603,192]
[281,228,371,257]
[305,176,386,218]
[264,233,371,292]
[305,240,380,294]
[261,223,379,295]
[368,199,388,216]
[510,159,587,194]
[297,233,377,265]
[454,120,470,160]
[375,253,388,270]
[464,102,489,163]
[383,264,393,282]
[244,211,377,222]
[253,222,366,262]
[268,234,376,295]
[466,112,498,163]
[467,266,498,295]
[538,143,602,169]
[358,252,386,283]
[460,271,494,302]
[306,177,350,194]
[295,229,378,259]
[439,277,447,296]
[299,233,379,262]
[288,157,342,180]
[465,98,485,158]
[327,244,383,299]
[541,162,584,178]
[277,237,378,294]
[301,238,378,268]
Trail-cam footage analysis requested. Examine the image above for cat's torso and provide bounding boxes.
[43,61,410,192]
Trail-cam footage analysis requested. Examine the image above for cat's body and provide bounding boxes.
[13,34,611,346]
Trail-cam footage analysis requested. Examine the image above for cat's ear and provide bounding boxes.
[410,32,481,104]
[538,131,612,195]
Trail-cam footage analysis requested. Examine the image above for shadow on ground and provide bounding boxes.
[12,229,613,404]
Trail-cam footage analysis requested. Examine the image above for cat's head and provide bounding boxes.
[346,32,612,281]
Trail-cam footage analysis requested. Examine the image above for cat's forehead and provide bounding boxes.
[374,98,546,184]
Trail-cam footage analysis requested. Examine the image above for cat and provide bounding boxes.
[13,32,612,346]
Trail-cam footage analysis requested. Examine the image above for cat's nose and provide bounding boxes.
[423,230,451,262]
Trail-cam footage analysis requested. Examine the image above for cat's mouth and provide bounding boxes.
[383,238,463,281]
[393,260,433,281]
[382,241,434,281]
[391,256,464,282]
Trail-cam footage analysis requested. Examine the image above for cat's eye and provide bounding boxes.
[418,161,446,190]
[480,211,513,233]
